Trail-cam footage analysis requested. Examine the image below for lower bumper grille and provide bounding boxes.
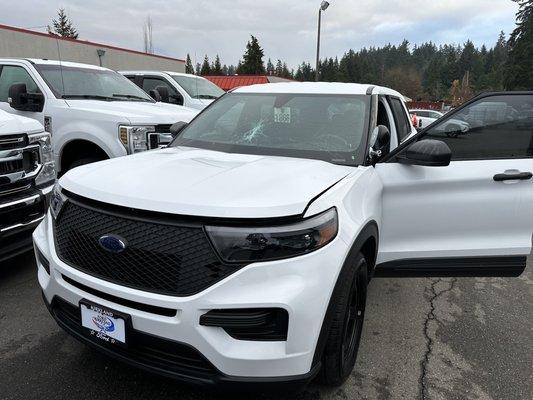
[48,297,218,380]
[54,198,245,296]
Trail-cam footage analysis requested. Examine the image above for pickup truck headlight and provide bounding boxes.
[119,125,155,154]
[206,208,338,262]
[29,132,56,187]
[50,182,67,219]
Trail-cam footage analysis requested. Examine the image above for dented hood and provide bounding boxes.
[60,147,352,218]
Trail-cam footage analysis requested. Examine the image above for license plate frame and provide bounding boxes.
[79,299,131,348]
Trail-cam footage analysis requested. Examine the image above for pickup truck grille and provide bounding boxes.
[54,199,245,296]
[0,134,28,150]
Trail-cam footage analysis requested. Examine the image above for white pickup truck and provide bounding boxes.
[35,84,532,391]
[0,59,198,173]
[0,109,54,261]
[120,71,224,110]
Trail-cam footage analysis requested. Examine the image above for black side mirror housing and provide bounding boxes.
[149,89,161,102]
[155,86,170,103]
[170,121,188,137]
[171,93,184,106]
[398,139,452,167]
[369,125,391,161]
[8,83,44,112]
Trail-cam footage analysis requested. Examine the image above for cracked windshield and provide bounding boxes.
[172,93,370,165]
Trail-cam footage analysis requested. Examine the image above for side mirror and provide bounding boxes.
[155,86,170,103]
[149,89,161,102]
[369,125,390,159]
[398,139,451,167]
[170,121,188,137]
[8,83,44,112]
[170,93,184,106]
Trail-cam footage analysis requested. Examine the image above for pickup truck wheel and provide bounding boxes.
[320,252,368,386]
[66,157,102,171]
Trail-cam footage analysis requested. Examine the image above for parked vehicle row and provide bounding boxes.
[32,81,533,391]
[0,109,54,262]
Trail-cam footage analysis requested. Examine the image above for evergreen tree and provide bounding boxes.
[266,58,275,75]
[275,59,283,76]
[48,8,78,38]
[227,65,237,75]
[200,55,211,75]
[195,63,202,76]
[185,54,194,74]
[212,55,223,75]
[237,36,266,75]
[222,65,229,75]
[505,0,533,89]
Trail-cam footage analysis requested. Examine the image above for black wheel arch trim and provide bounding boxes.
[311,220,378,367]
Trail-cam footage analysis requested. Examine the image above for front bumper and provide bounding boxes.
[0,184,53,262]
[33,212,349,383]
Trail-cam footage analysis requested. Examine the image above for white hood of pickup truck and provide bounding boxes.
[0,109,44,134]
[60,147,352,218]
[64,100,199,125]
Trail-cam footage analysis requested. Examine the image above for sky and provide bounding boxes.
[2,0,520,69]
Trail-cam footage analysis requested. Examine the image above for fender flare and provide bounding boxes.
[311,220,379,368]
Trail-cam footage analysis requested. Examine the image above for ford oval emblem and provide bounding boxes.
[98,235,127,253]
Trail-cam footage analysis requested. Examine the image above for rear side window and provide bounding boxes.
[0,65,41,102]
[426,94,533,160]
[389,97,411,142]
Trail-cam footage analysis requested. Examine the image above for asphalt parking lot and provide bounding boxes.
[1,253,531,400]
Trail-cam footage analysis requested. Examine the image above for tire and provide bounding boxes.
[320,252,368,386]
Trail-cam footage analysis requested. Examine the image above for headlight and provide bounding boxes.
[206,208,338,263]
[29,132,56,187]
[50,182,67,219]
[119,125,155,154]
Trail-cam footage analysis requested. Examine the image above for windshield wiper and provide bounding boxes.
[194,95,218,100]
[112,94,152,102]
[61,94,116,101]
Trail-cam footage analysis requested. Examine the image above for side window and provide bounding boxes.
[389,97,411,142]
[426,94,533,160]
[142,78,180,104]
[429,111,442,119]
[0,65,41,102]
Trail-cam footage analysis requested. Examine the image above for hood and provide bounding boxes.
[64,100,199,124]
[61,147,352,218]
[0,110,44,135]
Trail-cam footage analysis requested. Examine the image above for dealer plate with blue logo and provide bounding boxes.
[80,301,127,345]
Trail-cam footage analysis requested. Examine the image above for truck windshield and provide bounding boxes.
[171,75,224,100]
[36,65,154,102]
[171,93,370,166]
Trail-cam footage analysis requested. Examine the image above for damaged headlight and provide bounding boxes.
[206,208,338,262]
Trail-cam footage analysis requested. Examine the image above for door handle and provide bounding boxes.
[493,172,533,182]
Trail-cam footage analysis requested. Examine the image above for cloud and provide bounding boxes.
[1,0,519,68]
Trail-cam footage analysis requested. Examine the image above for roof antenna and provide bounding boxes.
[55,37,66,97]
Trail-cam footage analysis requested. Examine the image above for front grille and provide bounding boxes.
[50,297,218,379]
[154,124,172,133]
[54,199,245,296]
[0,190,44,232]
[0,134,27,150]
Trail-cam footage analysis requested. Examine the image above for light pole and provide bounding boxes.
[315,1,330,81]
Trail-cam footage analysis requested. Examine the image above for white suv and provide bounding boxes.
[33,84,533,391]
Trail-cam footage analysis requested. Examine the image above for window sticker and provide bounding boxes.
[274,107,291,123]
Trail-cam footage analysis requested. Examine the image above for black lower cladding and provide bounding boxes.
[53,198,245,296]
[48,296,218,382]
